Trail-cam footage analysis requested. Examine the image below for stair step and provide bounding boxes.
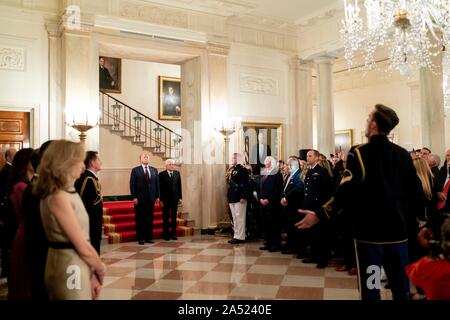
[133,141,145,146]
[100,124,114,128]
[111,129,124,134]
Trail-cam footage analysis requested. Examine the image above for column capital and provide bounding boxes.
[206,41,230,56]
[314,55,337,65]
[289,56,314,71]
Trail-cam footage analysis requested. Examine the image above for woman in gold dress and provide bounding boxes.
[34,140,106,300]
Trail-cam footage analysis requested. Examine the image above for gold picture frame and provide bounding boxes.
[335,129,353,153]
[159,76,181,121]
[240,122,283,174]
[99,56,121,93]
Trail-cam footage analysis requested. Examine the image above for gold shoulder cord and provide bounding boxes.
[80,176,103,206]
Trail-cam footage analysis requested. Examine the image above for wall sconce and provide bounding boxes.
[68,111,98,146]
[214,118,240,169]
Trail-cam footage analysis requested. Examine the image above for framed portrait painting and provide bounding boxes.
[335,129,353,153]
[99,56,121,93]
[159,76,181,121]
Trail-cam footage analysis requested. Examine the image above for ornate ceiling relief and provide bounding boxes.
[239,73,278,96]
[0,46,25,71]
[120,1,189,28]
[140,0,256,17]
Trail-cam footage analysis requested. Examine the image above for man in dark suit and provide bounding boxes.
[130,152,160,245]
[0,147,16,278]
[159,159,182,241]
[75,151,103,254]
[280,156,304,255]
[99,57,115,90]
[250,132,271,175]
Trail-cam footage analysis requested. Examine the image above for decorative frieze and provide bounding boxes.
[0,46,25,71]
[120,1,188,29]
[239,73,278,96]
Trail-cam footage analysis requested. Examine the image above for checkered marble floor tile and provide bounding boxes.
[97,235,389,300]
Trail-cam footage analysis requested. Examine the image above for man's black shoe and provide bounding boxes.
[316,262,328,269]
[164,237,170,241]
[171,236,178,240]
[302,258,317,264]
[138,241,145,245]
[259,246,268,250]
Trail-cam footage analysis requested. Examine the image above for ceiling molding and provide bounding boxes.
[295,1,342,27]
[139,0,256,17]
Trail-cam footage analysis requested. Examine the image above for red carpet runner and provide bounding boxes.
[103,201,194,244]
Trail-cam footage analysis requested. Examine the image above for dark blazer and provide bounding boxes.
[159,170,182,203]
[130,165,160,203]
[303,164,333,211]
[0,163,12,207]
[259,170,283,204]
[227,164,250,203]
[315,134,423,243]
[283,169,304,210]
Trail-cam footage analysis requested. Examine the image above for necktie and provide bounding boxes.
[144,166,150,180]
[169,172,173,179]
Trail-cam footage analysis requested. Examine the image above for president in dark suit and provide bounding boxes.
[159,159,182,240]
[130,152,160,245]
[75,151,103,254]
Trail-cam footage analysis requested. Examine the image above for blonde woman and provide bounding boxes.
[34,140,105,300]
[410,157,435,265]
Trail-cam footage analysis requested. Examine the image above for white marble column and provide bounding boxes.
[420,64,445,158]
[180,42,229,230]
[287,58,314,156]
[315,56,335,156]
[45,20,64,140]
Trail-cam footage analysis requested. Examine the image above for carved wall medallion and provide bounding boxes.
[0,46,25,71]
[239,73,278,95]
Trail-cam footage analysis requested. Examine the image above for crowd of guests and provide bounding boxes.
[0,144,183,300]
[226,104,450,300]
[0,140,106,300]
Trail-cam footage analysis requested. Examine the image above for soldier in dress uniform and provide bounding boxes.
[75,151,103,254]
[227,153,250,244]
[301,150,334,268]
[297,104,424,301]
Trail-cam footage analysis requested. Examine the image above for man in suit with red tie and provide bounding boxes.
[130,152,160,245]
[159,159,182,241]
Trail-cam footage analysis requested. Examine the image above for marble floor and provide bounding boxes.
[98,235,377,300]
[0,235,394,300]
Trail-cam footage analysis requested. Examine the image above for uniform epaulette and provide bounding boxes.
[353,144,366,181]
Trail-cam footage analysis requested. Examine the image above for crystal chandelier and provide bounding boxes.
[341,0,450,74]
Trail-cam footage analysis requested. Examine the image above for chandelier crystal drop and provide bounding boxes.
[341,0,450,74]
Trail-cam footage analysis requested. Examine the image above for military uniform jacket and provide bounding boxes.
[227,164,251,203]
[303,164,333,211]
[315,134,423,243]
[75,170,103,222]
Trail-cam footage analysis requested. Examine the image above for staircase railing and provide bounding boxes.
[99,91,182,161]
